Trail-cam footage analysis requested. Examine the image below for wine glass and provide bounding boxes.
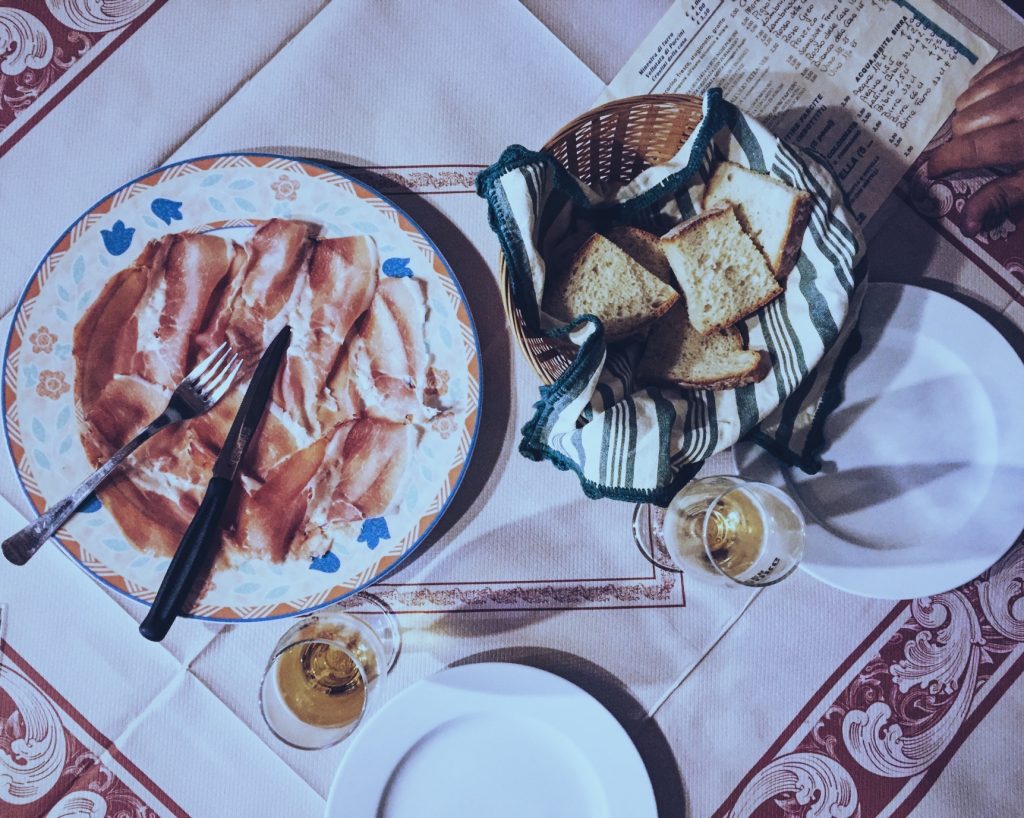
[633,476,805,588]
[259,592,400,750]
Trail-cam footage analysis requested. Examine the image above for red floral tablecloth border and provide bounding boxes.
[0,0,168,159]
[0,641,187,817]
[713,538,1024,818]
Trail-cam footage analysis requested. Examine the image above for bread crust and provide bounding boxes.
[775,191,812,280]
[701,162,813,280]
[643,347,769,391]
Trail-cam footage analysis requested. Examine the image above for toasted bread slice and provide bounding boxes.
[702,161,812,279]
[543,233,679,341]
[661,205,782,336]
[638,301,770,390]
[606,226,673,285]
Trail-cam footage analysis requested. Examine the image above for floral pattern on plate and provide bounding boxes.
[3,153,481,621]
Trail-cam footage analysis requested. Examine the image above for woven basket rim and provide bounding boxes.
[499,93,704,384]
[542,93,702,153]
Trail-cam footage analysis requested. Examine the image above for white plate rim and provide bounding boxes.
[784,281,1024,599]
[324,662,658,817]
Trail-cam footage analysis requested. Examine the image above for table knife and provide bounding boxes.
[139,325,291,641]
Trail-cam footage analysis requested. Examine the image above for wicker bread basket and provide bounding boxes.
[499,94,704,384]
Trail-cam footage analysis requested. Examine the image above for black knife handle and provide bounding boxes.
[139,476,232,642]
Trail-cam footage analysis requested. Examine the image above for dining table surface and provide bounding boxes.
[1,1,1023,817]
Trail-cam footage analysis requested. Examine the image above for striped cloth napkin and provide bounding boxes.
[477,89,867,505]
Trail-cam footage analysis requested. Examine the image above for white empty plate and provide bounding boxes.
[325,663,656,818]
[755,282,1023,599]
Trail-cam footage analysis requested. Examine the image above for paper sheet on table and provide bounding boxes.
[601,0,997,223]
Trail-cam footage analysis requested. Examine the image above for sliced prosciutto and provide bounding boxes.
[232,418,415,562]
[223,218,316,357]
[129,234,244,386]
[73,219,434,563]
[74,260,151,407]
[322,277,430,426]
[279,235,379,435]
[232,431,330,562]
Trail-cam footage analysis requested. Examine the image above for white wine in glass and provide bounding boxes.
[275,637,374,729]
[638,476,805,587]
[259,594,399,750]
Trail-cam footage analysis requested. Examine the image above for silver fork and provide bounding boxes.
[2,342,243,566]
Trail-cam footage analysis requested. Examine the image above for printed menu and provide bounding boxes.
[603,0,997,222]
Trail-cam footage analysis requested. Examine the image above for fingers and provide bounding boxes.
[960,172,1024,237]
[952,85,1024,137]
[954,53,1024,116]
[967,49,1023,90]
[929,120,1024,175]
[943,49,1024,168]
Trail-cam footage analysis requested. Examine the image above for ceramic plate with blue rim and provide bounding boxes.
[3,153,481,621]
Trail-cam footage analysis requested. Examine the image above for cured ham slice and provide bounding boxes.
[322,277,430,426]
[80,374,167,464]
[79,375,206,555]
[299,418,415,559]
[324,418,414,519]
[76,234,244,399]
[128,235,244,386]
[75,269,150,408]
[191,246,249,362]
[233,418,415,562]
[230,432,328,562]
[224,219,316,357]
[149,234,245,384]
[279,236,379,435]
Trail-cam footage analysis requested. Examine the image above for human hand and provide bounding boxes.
[929,48,1024,237]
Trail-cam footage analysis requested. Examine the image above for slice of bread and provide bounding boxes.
[638,302,770,390]
[661,205,782,336]
[702,161,812,279]
[606,226,673,285]
[542,233,679,341]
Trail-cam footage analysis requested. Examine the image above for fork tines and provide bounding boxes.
[188,343,243,403]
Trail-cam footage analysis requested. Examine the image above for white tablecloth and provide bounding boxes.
[1,2,1022,816]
